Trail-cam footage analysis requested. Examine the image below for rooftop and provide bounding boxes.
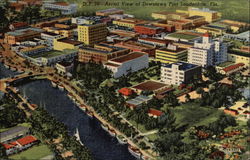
[132,80,167,91]
[6,27,44,36]
[16,135,37,146]
[80,43,127,54]
[167,32,201,40]
[41,32,60,36]
[139,37,172,44]
[126,95,152,106]
[162,61,200,71]
[222,63,245,73]
[157,46,187,53]
[0,126,29,140]
[96,8,123,13]
[186,15,204,20]
[52,2,69,6]
[189,7,217,13]
[57,38,82,46]
[30,49,76,58]
[109,52,146,63]
[148,108,163,116]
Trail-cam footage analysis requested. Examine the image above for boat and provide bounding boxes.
[67,93,73,99]
[58,84,64,91]
[101,124,109,133]
[128,145,141,159]
[86,111,94,118]
[141,155,149,160]
[75,101,80,106]
[108,128,116,137]
[80,105,86,111]
[74,128,83,146]
[51,80,57,88]
[117,135,127,145]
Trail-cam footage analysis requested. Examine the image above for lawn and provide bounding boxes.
[171,102,223,128]
[66,0,249,22]
[9,144,53,160]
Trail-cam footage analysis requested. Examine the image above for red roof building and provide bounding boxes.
[118,88,133,96]
[148,108,163,117]
[16,135,37,146]
[221,63,245,75]
[2,143,17,150]
[9,22,28,30]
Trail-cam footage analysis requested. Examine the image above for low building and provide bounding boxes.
[138,37,172,47]
[56,61,74,76]
[132,80,169,94]
[114,41,156,57]
[9,22,28,31]
[43,2,77,15]
[53,37,82,51]
[126,95,152,109]
[109,29,139,38]
[183,16,207,28]
[152,11,188,20]
[41,32,63,49]
[4,27,44,45]
[161,62,202,85]
[0,126,29,143]
[113,18,147,28]
[220,63,245,75]
[96,8,124,16]
[27,49,77,66]
[118,88,133,96]
[155,44,188,64]
[196,25,227,36]
[224,31,250,42]
[218,20,250,33]
[104,52,149,78]
[152,21,175,32]
[134,24,164,35]
[165,31,202,43]
[148,108,163,118]
[78,43,130,63]
[167,19,193,30]
[72,16,111,25]
[107,35,133,43]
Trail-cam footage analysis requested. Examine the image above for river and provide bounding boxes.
[0,62,135,160]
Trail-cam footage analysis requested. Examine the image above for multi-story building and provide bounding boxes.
[228,48,250,67]
[71,16,111,25]
[161,61,202,85]
[196,24,227,36]
[43,2,77,15]
[41,32,63,49]
[113,18,147,28]
[114,41,156,57]
[152,21,175,32]
[188,33,228,67]
[183,16,207,28]
[77,22,107,46]
[104,52,149,78]
[165,31,202,43]
[4,27,44,45]
[96,8,124,16]
[53,37,82,51]
[138,38,172,47]
[218,20,250,33]
[78,43,130,63]
[109,29,139,38]
[167,19,193,30]
[134,24,164,35]
[151,12,188,20]
[56,61,74,76]
[155,44,188,64]
[177,7,221,22]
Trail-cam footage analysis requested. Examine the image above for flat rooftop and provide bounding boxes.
[30,49,76,58]
[57,38,82,46]
[157,46,187,53]
[110,52,145,63]
[162,61,200,71]
[97,8,123,13]
[0,126,29,140]
[6,27,44,36]
[186,16,204,20]
[80,44,127,54]
[167,32,201,40]
[132,80,167,91]
[41,32,60,36]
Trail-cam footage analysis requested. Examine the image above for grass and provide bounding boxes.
[9,144,52,160]
[146,133,159,141]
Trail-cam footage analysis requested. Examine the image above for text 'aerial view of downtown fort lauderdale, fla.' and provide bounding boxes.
[0,0,249,159]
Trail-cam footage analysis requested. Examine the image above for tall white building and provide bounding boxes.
[161,62,202,85]
[188,33,227,67]
[104,52,149,78]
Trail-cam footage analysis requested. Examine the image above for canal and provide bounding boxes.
[17,80,136,160]
[0,62,19,78]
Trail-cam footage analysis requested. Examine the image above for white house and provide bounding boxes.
[104,52,149,78]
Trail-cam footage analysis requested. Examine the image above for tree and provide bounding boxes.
[185,93,191,102]
[0,144,7,159]
[247,119,250,130]
[164,92,179,107]
[196,87,204,97]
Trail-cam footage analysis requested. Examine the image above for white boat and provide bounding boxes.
[128,145,141,159]
[80,105,86,111]
[108,128,116,137]
[117,135,127,145]
[101,124,109,133]
[74,128,83,146]
[67,93,73,99]
[51,81,57,88]
[58,84,64,91]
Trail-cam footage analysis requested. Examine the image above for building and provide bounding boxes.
[165,31,202,43]
[9,22,28,31]
[41,32,63,49]
[134,24,164,35]
[113,18,147,28]
[107,35,133,43]
[188,33,228,67]
[148,108,163,118]
[109,29,139,38]
[78,43,130,63]
[138,37,172,47]
[0,126,29,143]
[4,27,44,45]
[196,24,227,36]
[126,95,152,109]
[104,52,149,78]
[155,44,188,64]
[96,8,124,16]
[132,80,169,94]
[56,61,74,76]
[167,19,193,30]
[227,48,250,67]
[118,88,133,96]
[27,49,77,66]
[224,31,250,42]
[183,16,207,28]
[177,7,221,22]
[161,62,202,85]
[43,2,77,15]
[220,63,245,75]
[151,12,188,20]
[152,21,175,32]
[53,37,82,51]
[218,20,250,33]
[114,41,156,57]
[77,22,107,46]
[71,16,111,25]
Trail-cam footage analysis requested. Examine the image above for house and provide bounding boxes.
[118,88,133,96]
[104,52,149,78]
[148,108,163,118]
